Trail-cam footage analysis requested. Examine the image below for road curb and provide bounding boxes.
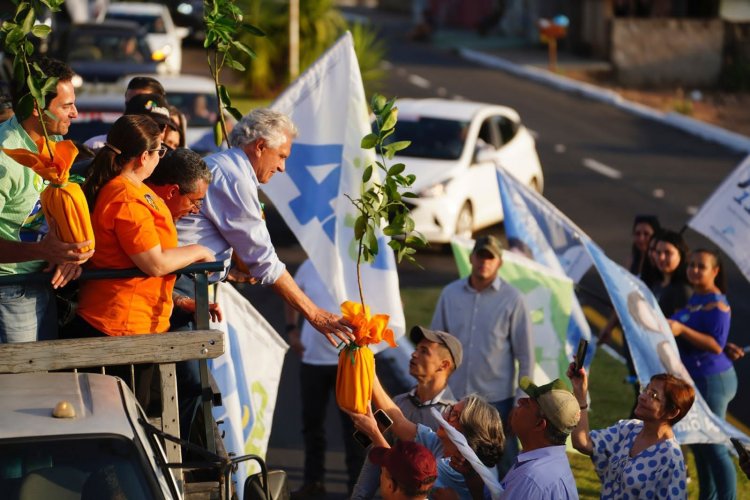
[460,48,750,155]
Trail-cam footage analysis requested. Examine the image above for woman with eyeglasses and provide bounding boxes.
[567,363,695,499]
[346,376,504,500]
[668,249,738,500]
[65,115,214,342]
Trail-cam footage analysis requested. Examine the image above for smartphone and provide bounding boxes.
[353,409,394,448]
[374,409,393,431]
[574,339,589,373]
[731,438,750,462]
[353,430,372,448]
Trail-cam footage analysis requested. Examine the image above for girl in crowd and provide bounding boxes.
[568,363,695,499]
[669,249,737,500]
[652,230,691,317]
[347,376,504,500]
[630,215,661,288]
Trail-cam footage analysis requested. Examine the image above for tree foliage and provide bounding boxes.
[203,0,264,145]
[348,94,426,305]
[0,0,63,157]
[235,0,385,98]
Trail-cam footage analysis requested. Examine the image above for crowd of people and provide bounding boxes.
[1,56,749,499]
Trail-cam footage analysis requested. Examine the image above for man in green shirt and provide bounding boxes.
[0,57,92,343]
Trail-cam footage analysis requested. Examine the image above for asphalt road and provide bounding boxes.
[201,7,750,496]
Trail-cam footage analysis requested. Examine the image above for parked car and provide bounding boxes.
[166,0,205,44]
[389,98,544,244]
[66,91,124,145]
[50,21,166,83]
[117,73,219,150]
[101,2,188,75]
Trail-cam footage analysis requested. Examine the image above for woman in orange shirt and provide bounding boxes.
[67,114,214,338]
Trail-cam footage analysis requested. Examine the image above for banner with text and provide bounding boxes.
[211,282,289,495]
[688,155,750,283]
[496,168,747,444]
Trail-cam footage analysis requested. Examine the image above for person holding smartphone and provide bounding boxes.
[567,362,695,499]
[350,326,461,499]
[347,374,504,500]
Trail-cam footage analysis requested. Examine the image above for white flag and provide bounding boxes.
[688,155,750,283]
[210,282,289,497]
[265,33,406,353]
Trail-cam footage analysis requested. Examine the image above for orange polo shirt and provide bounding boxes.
[77,176,177,336]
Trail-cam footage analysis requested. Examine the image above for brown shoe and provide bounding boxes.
[290,481,326,499]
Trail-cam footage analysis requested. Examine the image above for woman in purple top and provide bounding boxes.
[668,248,737,500]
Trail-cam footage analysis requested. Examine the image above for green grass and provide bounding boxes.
[400,286,750,499]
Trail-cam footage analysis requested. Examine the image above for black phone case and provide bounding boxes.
[575,339,588,371]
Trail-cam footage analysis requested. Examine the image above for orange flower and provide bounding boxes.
[2,139,94,253]
[340,300,397,348]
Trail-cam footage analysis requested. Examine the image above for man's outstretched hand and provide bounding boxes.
[309,309,355,347]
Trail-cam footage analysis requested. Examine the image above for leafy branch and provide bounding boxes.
[348,94,426,306]
[0,0,62,159]
[203,0,264,146]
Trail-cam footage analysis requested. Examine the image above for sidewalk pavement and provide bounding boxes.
[422,27,750,154]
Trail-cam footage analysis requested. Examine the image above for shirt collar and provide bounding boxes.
[463,275,502,292]
[234,146,260,187]
[408,386,450,406]
[515,445,567,464]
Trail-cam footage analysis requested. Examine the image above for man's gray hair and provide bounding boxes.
[229,108,298,149]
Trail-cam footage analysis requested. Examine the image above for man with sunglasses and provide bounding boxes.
[351,325,461,499]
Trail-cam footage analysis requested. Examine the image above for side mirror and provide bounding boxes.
[175,26,190,39]
[473,146,496,165]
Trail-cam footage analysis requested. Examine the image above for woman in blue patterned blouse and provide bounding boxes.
[668,249,737,500]
[568,362,695,499]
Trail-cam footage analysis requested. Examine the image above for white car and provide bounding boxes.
[391,98,544,244]
[117,73,219,149]
[101,2,188,75]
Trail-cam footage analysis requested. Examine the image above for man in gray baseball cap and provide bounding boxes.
[409,325,463,372]
[350,326,461,499]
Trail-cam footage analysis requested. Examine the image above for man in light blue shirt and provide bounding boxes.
[431,235,534,475]
[176,109,351,346]
[500,377,580,499]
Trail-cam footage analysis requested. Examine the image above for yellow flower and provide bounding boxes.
[340,300,397,348]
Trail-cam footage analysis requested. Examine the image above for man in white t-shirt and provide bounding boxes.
[286,259,365,498]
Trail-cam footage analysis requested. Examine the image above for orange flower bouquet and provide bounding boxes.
[2,139,94,253]
[336,301,398,414]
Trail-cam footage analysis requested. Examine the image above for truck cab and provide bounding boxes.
[0,372,180,499]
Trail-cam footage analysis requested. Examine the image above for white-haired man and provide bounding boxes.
[176,108,351,344]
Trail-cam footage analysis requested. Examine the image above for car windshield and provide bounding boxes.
[67,31,151,63]
[106,13,166,34]
[383,117,469,160]
[0,435,158,499]
[167,92,219,127]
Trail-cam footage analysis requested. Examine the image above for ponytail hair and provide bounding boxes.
[84,115,161,207]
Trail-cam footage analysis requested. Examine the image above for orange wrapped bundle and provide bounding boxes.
[2,139,94,253]
[336,301,398,414]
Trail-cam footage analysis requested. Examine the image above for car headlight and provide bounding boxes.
[419,181,448,198]
[152,45,173,61]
